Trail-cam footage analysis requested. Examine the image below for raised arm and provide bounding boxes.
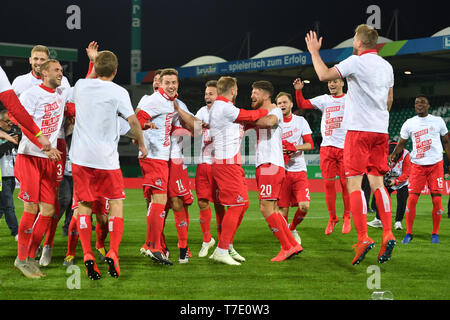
[305,31,340,82]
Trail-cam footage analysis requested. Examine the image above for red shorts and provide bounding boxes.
[320,146,345,179]
[56,138,67,183]
[344,131,389,177]
[72,164,125,203]
[195,163,214,202]
[408,161,444,194]
[72,196,110,216]
[278,170,310,207]
[139,158,169,198]
[255,163,285,200]
[15,154,57,205]
[212,163,248,206]
[168,159,193,205]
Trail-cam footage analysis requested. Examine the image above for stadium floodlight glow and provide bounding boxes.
[404,71,412,75]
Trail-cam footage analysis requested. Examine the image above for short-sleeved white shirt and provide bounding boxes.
[70,79,135,170]
[282,114,312,172]
[136,91,176,161]
[0,67,13,93]
[195,106,214,165]
[334,51,394,134]
[255,107,284,168]
[209,97,243,164]
[400,114,448,166]
[18,85,71,158]
[309,94,347,148]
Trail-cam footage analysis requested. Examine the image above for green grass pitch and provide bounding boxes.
[0,189,449,300]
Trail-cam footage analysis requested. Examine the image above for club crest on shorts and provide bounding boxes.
[236,194,243,203]
[155,178,162,187]
[23,192,30,201]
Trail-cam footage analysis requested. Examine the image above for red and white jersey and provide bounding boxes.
[136,89,176,161]
[309,94,347,149]
[12,71,71,139]
[282,114,312,172]
[400,115,448,166]
[255,107,284,168]
[209,96,244,164]
[195,106,214,165]
[12,71,71,97]
[334,50,394,134]
[170,100,192,161]
[18,84,71,158]
[70,78,135,170]
[0,67,12,93]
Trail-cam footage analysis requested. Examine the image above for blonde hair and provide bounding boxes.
[31,45,50,58]
[94,50,118,77]
[40,59,60,73]
[217,76,237,95]
[276,91,293,103]
[355,24,378,49]
[159,68,178,81]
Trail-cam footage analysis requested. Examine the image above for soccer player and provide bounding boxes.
[206,76,270,265]
[0,66,51,150]
[136,68,182,265]
[70,50,147,280]
[276,92,314,244]
[194,80,221,257]
[13,59,69,279]
[305,24,396,265]
[63,116,135,267]
[389,95,450,244]
[368,142,410,231]
[293,77,351,235]
[248,81,303,261]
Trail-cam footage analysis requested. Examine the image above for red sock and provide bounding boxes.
[28,215,52,259]
[43,215,59,248]
[108,216,124,257]
[145,203,152,246]
[96,220,108,249]
[432,196,443,235]
[148,203,166,251]
[289,208,307,231]
[17,211,37,260]
[349,190,368,242]
[277,213,298,247]
[230,202,248,243]
[324,179,337,220]
[374,187,392,235]
[266,213,291,250]
[406,193,419,235]
[218,205,242,250]
[340,176,351,216]
[66,215,79,256]
[214,203,225,239]
[199,207,212,242]
[77,215,94,261]
[174,208,189,248]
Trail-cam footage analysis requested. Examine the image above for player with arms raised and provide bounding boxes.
[293,77,351,235]
[306,24,396,265]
